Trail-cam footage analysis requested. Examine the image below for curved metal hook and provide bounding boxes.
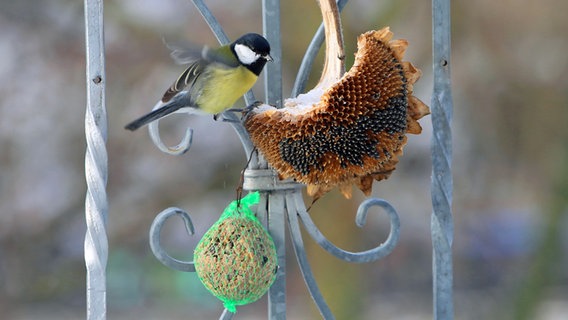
[147,108,193,155]
[292,193,400,264]
[149,207,196,272]
[285,190,401,319]
[148,120,193,155]
[285,192,334,319]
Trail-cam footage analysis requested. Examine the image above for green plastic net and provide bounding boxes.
[194,192,278,313]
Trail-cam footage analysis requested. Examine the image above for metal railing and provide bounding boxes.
[83,0,453,319]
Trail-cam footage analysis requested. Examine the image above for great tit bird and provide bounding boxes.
[125,33,272,131]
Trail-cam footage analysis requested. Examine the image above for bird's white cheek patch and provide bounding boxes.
[234,43,260,65]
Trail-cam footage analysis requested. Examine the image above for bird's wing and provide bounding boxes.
[165,40,239,68]
[161,45,240,103]
[201,46,240,68]
[165,40,203,65]
[161,60,206,102]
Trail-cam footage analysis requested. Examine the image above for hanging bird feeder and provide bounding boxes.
[193,192,278,313]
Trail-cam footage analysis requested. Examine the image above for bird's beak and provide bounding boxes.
[265,54,273,62]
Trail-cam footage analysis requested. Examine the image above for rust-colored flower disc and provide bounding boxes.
[245,27,430,199]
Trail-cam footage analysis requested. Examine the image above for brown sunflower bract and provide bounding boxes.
[245,27,430,200]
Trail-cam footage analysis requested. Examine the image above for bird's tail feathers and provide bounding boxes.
[125,100,188,131]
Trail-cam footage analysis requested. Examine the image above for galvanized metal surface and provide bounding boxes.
[84,0,108,319]
[431,0,454,318]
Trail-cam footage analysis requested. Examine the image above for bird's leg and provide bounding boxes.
[222,101,268,122]
[217,113,241,123]
[227,100,265,114]
[243,100,266,113]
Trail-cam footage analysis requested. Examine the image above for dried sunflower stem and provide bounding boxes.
[316,0,345,90]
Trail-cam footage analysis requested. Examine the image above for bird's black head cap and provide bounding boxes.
[231,33,272,76]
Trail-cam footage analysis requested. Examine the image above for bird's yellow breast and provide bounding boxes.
[196,66,258,114]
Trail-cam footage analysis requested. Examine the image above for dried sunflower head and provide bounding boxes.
[245,27,429,200]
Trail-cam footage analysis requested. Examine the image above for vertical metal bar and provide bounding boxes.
[267,192,287,319]
[262,0,282,108]
[431,0,454,318]
[262,2,285,318]
[84,0,108,319]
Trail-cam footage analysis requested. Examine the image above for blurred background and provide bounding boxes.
[1,0,567,319]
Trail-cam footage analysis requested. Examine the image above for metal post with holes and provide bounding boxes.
[84,0,108,319]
